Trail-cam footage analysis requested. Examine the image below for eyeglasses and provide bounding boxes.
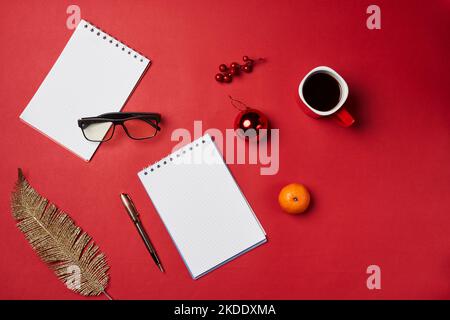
[78,112,161,142]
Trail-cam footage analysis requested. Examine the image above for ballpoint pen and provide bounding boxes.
[120,193,164,272]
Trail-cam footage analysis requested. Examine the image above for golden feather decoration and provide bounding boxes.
[11,168,111,299]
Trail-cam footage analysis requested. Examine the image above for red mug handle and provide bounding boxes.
[333,107,355,127]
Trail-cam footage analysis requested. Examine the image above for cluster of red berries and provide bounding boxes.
[215,56,260,83]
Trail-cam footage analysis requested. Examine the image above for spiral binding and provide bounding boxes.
[81,20,150,64]
[141,136,210,176]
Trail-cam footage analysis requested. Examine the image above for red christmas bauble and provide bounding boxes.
[233,108,269,140]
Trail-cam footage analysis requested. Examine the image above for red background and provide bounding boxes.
[1,0,449,300]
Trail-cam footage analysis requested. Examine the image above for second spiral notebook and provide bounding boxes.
[138,134,267,279]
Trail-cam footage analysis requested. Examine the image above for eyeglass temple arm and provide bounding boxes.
[141,118,161,130]
[98,112,161,120]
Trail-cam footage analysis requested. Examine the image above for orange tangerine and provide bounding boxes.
[278,183,310,214]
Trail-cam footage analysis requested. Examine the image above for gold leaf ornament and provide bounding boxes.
[11,169,111,299]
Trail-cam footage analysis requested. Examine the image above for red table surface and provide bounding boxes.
[1,0,449,300]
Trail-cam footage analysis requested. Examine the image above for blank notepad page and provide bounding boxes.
[138,134,266,279]
[20,19,150,161]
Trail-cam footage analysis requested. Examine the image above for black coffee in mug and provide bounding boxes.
[302,72,341,112]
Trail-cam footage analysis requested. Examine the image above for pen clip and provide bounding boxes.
[121,193,139,222]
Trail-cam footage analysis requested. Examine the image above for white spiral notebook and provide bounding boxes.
[138,134,267,279]
[20,19,150,161]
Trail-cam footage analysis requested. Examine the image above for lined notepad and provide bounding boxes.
[138,134,266,279]
[20,19,150,161]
